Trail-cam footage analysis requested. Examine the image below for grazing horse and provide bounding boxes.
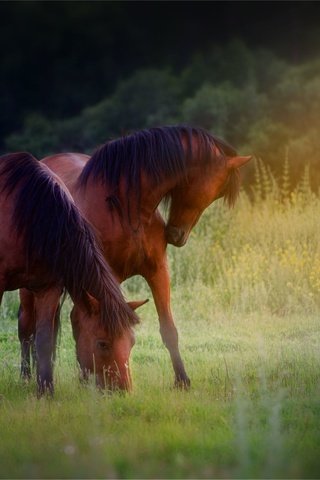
[0,152,138,395]
[19,126,251,388]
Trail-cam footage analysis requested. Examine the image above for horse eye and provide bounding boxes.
[96,340,110,351]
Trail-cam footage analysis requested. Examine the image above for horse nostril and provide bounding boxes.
[166,226,179,243]
[165,226,187,247]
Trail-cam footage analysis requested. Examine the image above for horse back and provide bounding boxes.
[42,153,89,195]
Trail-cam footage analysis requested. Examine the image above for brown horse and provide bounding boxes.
[0,152,138,395]
[19,126,251,388]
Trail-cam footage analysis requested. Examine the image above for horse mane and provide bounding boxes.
[78,125,238,207]
[223,168,241,208]
[0,152,138,336]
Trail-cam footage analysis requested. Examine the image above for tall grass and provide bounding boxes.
[0,162,320,478]
[166,158,320,316]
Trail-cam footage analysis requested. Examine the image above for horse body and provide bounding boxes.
[40,153,180,385]
[19,126,251,389]
[0,153,138,395]
[0,182,51,297]
[43,152,171,282]
[0,156,65,296]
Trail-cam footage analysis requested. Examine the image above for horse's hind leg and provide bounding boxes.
[52,304,61,363]
[145,262,190,389]
[18,289,36,380]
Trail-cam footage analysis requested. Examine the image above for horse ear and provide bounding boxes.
[127,299,149,311]
[85,292,100,315]
[227,155,252,170]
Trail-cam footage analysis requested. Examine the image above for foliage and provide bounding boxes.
[1,166,319,478]
[6,114,61,157]
[2,2,319,144]
[5,42,320,187]
[181,81,266,144]
[6,70,181,157]
[167,160,320,315]
[78,69,181,149]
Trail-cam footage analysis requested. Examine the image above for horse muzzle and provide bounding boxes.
[96,365,132,392]
[165,225,188,247]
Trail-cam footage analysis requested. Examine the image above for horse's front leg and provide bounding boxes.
[18,289,36,380]
[34,287,62,396]
[145,261,190,389]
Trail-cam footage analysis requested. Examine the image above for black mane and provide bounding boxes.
[0,152,138,335]
[78,125,237,199]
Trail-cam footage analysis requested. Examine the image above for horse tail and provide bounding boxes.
[0,153,138,335]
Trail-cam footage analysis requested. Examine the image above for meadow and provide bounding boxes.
[0,163,320,479]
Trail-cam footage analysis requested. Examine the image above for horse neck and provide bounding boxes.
[75,168,180,227]
[137,172,178,220]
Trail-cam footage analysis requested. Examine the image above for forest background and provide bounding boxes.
[1,1,320,189]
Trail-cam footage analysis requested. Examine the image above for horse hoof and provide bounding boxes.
[174,377,191,390]
[37,382,54,398]
[37,389,54,399]
[20,370,32,382]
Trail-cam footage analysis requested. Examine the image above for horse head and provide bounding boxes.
[165,155,252,247]
[70,297,148,391]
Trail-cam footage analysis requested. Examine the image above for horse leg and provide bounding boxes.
[146,262,191,389]
[33,287,61,396]
[18,289,36,380]
[52,303,62,363]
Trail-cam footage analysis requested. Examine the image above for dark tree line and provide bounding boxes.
[1,1,320,143]
[1,2,320,187]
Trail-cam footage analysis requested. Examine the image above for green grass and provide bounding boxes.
[1,174,320,478]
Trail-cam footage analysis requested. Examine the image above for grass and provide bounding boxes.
[0,166,320,478]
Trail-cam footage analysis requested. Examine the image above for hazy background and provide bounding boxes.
[1,1,320,186]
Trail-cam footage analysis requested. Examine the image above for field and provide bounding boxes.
[0,167,320,479]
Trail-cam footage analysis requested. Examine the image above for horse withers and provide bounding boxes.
[0,152,139,395]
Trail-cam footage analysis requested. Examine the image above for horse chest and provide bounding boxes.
[103,232,146,280]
